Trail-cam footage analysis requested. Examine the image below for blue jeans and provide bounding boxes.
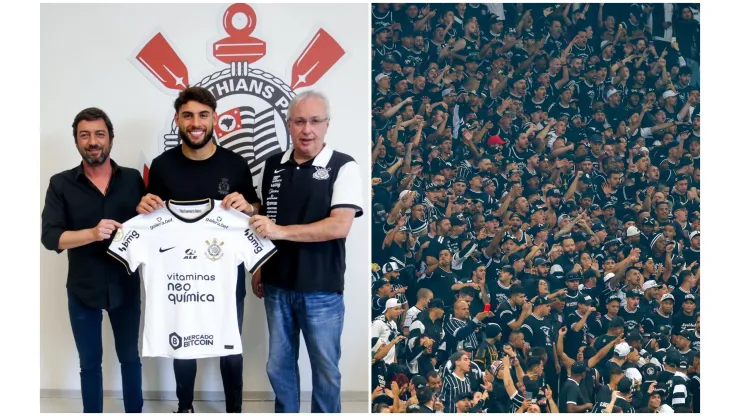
[264,285,344,413]
[67,289,143,413]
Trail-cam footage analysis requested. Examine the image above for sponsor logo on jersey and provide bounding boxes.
[243,228,264,254]
[168,285,216,305]
[167,273,215,281]
[169,332,183,350]
[169,332,214,350]
[183,249,197,260]
[313,166,331,180]
[205,238,225,261]
[117,230,140,253]
[151,216,173,230]
[206,216,229,229]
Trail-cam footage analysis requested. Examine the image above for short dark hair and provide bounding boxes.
[458,286,477,299]
[510,284,525,297]
[679,270,694,284]
[174,86,217,113]
[426,370,440,380]
[417,387,434,405]
[72,107,114,141]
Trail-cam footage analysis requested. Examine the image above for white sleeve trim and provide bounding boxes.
[330,161,364,215]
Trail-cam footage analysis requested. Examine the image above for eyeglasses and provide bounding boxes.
[288,118,329,127]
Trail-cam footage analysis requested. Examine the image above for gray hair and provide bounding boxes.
[287,90,331,120]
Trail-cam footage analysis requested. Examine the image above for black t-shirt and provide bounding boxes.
[593,393,634,413]
[565,311,589,358]
[418,267,458,308]
[148,145,259,203]
[558,378,585,413]
[599,360,621,385]
[618,305,646,333]
[494,298,519,342]
[372,295,389,320]
[489,280,513,308]
[522,315,554,359]
[594,333,617,372]
[147,145,259,299]
[642,310,673,335]
[672,312,698,335]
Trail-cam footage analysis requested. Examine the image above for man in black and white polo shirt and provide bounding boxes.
[441,352,473,413]
[249,91,364,413]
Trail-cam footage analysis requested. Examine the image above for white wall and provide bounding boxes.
[40,3,369,397]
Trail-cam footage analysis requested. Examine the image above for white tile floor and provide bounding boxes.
[40,397,369,413]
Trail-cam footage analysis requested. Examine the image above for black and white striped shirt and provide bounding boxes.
[441,372,471,413]
[669,372,691,408]
[510,391,526,413]
[422,198,445,222]
[457,160,475,181]
[444,315,481,351]
[391,282,408,305]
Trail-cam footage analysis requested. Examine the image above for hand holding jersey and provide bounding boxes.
[91,218,122,241]
[107,198,275,359]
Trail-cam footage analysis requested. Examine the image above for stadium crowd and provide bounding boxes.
[370,3,700,413]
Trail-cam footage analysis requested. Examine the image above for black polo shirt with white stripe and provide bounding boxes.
[259,146,363,292]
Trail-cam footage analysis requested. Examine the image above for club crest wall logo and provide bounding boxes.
[132,3,345,188]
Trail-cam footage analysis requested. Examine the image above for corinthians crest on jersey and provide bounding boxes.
[205,238,225,262]
[131,3,346,192]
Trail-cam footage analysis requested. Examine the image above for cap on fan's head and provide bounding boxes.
[372,278,391,292]
[383,298,402,313]
[566,271,581,282]
[617,376,633,394]
[571,361,588,375]
[533,257,551,267]
[614,342,631,357]
[626,226,640,237]
[382,261,401,275]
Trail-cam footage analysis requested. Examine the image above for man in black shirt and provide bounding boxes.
[136,87,261,413]
[41,108,145,413]
[558,361,593,413]
[418,249,458,308]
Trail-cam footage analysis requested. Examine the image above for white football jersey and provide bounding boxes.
[107,199,276,359]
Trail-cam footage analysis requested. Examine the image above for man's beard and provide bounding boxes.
[79,143,111,166]
[179,126,214,150]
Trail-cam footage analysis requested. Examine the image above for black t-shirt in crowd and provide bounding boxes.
[558,378,585,413]
[417,267,458,308]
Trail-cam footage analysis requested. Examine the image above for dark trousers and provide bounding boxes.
[67,289,143,413]
[174,271,246,413]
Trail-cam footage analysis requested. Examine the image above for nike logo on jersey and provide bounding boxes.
[159,246,175,253]
[274,169,285,173]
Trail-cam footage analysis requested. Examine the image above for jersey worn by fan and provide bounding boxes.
[107,199,276,359]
